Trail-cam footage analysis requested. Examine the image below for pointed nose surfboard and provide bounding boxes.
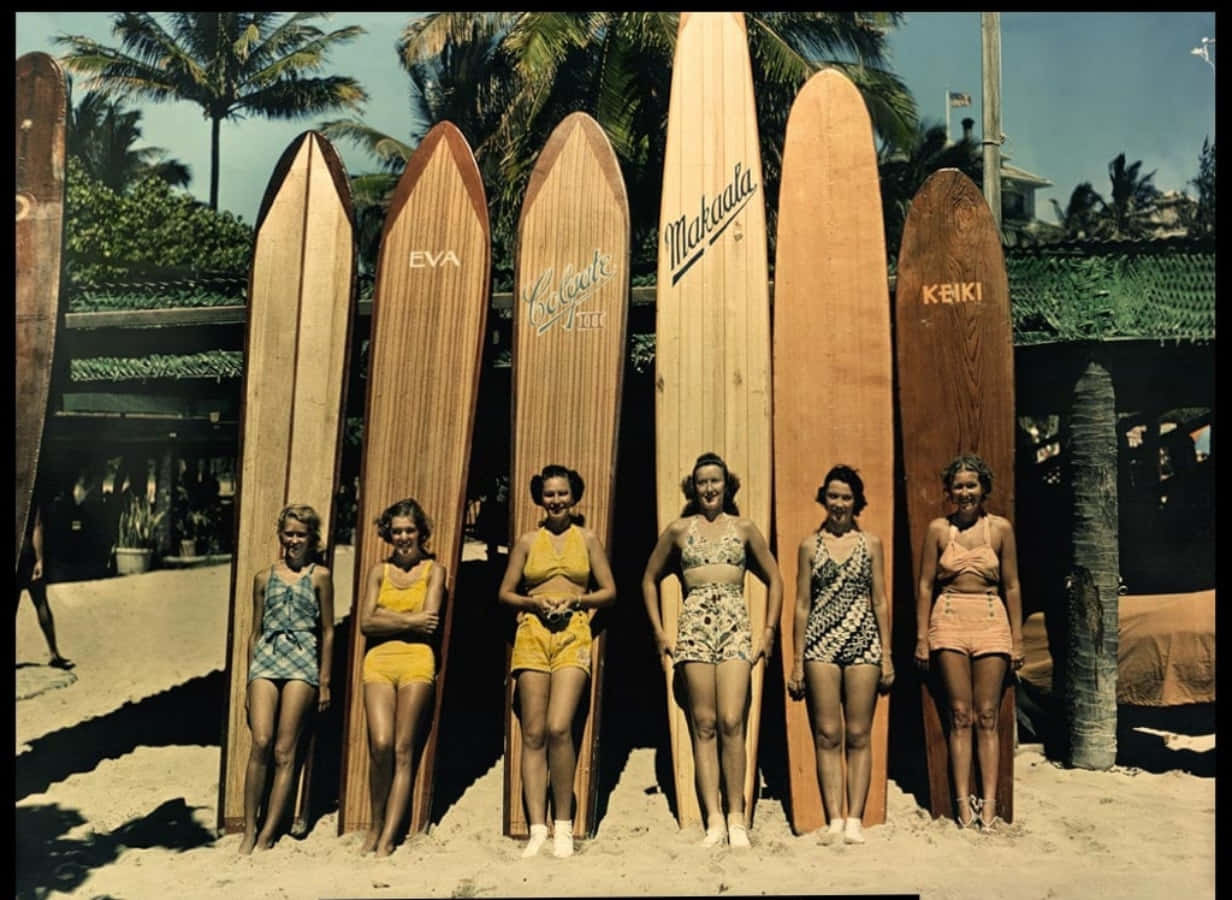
[656,11,773,831]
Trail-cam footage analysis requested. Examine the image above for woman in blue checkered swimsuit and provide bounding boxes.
[239,504,335,855]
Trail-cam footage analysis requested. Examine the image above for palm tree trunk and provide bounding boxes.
[209,115,221,211]
[1064,358,1119,768]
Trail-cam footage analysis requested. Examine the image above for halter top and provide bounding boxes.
[680,515,746,571]
[937,516,1000,585]
[377,560,433,612]
[522,526,589,589]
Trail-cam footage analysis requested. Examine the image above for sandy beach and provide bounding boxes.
[16,544,1214,899]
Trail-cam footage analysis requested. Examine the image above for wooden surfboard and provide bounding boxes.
[217,131,357,834]
[773,68,894,833]
[504,112,630,841]
[15,52,67,567]
[656,12,772,830]
[337,122,490,837]
[894,168,1015,824]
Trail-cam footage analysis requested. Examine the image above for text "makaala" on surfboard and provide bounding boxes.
[523,250,614,336]
[663,163,757,286]
[921,281,984,304]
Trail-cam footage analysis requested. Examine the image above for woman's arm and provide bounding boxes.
[641,521,683,667]
[248,570,268,666]
[998,517,1024,669]
[914,520,944,670]
[359,563,421,637]
[497,534,553,617]
[314,566,335,709]
[787,537,813,699]
[744,519,784,663]
[867,533,894,689]
[577,529,617,610]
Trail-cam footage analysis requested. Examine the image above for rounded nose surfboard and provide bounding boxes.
[504,112,630,841]
[773,68,894,833]
[894,168,1015,824]
[217,131,358,835]
[15,52,67,568]
[337,122,491,838]
[656,11,772,830]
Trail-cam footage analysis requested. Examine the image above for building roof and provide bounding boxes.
[71,349,244,383]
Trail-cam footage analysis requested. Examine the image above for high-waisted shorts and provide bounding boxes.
[674,582,753,666]
[927,590,1012,658]
[363,640,436,687]
[511,610,592,675]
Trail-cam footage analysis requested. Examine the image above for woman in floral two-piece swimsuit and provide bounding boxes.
[642,452,782,849]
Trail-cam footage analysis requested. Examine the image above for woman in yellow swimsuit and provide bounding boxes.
[359,497,446,856]
[914,454,1024,831]
[498,465,616,859]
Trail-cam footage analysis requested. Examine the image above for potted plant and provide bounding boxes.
[114,492,165,575]
[180,509,209,558]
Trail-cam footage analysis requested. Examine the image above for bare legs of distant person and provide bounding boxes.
[936,650,1009,830]
[363,681,434,856]
[517,667,589,858]
[805,662,879,844]
[682,660,752,848]
[240,678,316,854]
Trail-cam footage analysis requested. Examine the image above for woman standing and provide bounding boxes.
[642,451,783,848]
[787,466,893,845]
[359,498,445,856]
[240,504,334,854]
[498,465,616,858]
[914,454,1024,830]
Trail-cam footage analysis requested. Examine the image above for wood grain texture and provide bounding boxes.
[338,122,491,836]
[218,131,357,833]
[893,168,1015,824]
[15,52,67,567]
[504,112,630,840]
[656,12,772,830]
[773,68,894,833]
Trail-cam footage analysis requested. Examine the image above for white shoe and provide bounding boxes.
[727,814,750,849]
[820,819,844,845]
[521,824,548,858]
[843,817,865,844]
[552,820,574,858]
[701,820,726,847]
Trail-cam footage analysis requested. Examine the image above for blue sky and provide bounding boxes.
[15,11,1217,227]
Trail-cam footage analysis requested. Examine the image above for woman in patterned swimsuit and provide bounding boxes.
[642,452,783,849]
[240,504,334,854]
[786,466,893,845]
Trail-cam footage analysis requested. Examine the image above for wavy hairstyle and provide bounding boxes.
[816,464,868,517]
[680,451,741,516]
[941,454,994,496]
[278,504,323,560]
[374,497,436,558]
[531,464,585,526]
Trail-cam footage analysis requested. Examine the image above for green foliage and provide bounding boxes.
[64,158,252,284]
[1189,137,1215,236]
[116,492,166,549]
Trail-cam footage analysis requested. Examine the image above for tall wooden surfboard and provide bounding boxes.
[338,122,491,837]
[656,12,772,830]
[773,68,894,833]
[15,52,67,567]
[894,168,1015,824]
[218,131,357,834]
[504,112,630,841]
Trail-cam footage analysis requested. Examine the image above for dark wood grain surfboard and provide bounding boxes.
[774,68,894,833]
[15,52,67,567]
[656,12,773,830]
[337,122,491,837]
[504,111,630,841]
[894,168,1015,824]
[218,131,357,834]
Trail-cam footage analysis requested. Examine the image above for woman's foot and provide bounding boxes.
[955,796,977,830]
[49,655,74,670]
[254,833,275,851]
[375,839,395,858]
[360,828,380,854]
[727,813,750,849]
[976,797,1000,832]
[701,818,726,847]
[843,817,865,844]
[820,818,844,845]
[238,831,257,855]
[552,820,574,858]
[521,823,549,858]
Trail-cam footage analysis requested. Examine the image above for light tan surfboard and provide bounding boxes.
[894,168,1015,824]
[656,11,772,830]
[337,122,491,837]
[15,52,67,567]
[218,131,357,834]
[774,68,895,833]
[504,112,630,841]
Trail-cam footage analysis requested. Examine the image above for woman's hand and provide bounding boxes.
[752,626,777,663]
[787,661,806,700]
[654,631,674,672]
[318,682,331,712]
[913,638,930,673]
[412,610,440,635]
[1011,639,1025,674]
[879,656,895,691]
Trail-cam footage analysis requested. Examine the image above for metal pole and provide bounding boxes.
[981,12,1003,236]
[946,87,951,144]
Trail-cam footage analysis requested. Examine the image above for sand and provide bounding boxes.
[16,543,1214,899]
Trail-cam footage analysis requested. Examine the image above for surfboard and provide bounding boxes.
[656,11,772,830]
[15,52,67,568]
[337,122,490,837]
[503,112,630,841]
[894,168,1015,824]
[217,131,357,835]
[773,68,894,833]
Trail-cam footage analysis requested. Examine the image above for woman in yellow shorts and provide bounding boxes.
[498,464,616,858]
[359,497,445,856]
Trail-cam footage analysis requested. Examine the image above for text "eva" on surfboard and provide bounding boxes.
[409,250,461,268]
[921,281,983,304]
[663,163,758,287]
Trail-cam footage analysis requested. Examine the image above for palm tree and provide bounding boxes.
[1050,182,1107,240]
[55,12,368,210]
[1103,152,1161,238]
[68,89,191,192]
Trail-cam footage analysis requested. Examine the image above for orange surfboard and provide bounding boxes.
[217,131,357,834]
[656,12,772,830]
[337,122,491,837]
[773,68,894,832]
[15,52,67,566]
[894,168,1015,823]
[504,112,630,840]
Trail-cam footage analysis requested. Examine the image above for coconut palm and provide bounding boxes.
[68,89,191,192]
[1050,182,1107,241]
[1103,152,1161,239]
[55,12,368,210]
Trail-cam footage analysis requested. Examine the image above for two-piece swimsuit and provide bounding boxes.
[927,515,1012,657]
[803,530,883,666]
[673,515,753,665]
[362,561,437,687]
[249,564,321,685]
[510,525,593,675]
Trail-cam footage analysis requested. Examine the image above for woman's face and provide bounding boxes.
[539,476,575,521]
[693,464,726,514]
[279,517,311,562]
[947,468,985,511]
[388,514,420,555]
[823,479,855,524]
